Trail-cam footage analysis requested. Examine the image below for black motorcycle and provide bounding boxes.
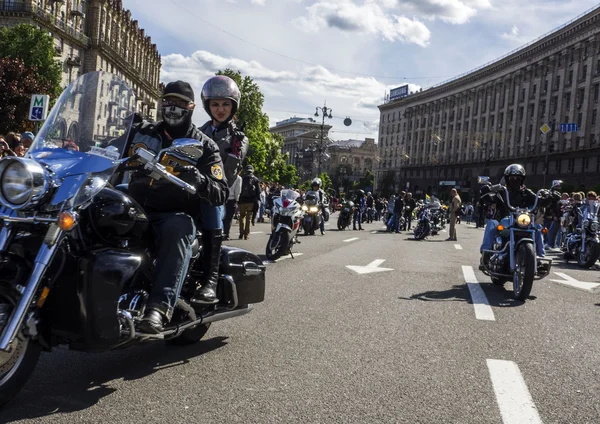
[337,201,354,230]
[0,72,266,407]
[563,199,600,268]
[413,197,446,240]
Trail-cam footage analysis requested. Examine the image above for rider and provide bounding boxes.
[366,192,374,223]
[353,189,365,231]
[192,75,249,305]
[480,164,556,258]
[310,178,328,235]
[124,80,228,333]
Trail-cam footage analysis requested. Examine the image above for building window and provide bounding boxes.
[593,109,597,126]
[568,70,573,85]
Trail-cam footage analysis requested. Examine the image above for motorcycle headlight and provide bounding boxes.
[516,213,531,228]
[309,206,318,213]
[0,158,49,210]
[301,205,308,211]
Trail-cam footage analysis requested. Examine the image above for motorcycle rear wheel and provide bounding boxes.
[513,243,535,301]
[0,289,42,407]
[165,323,211,346]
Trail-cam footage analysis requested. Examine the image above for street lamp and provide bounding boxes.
[314,101,333,175]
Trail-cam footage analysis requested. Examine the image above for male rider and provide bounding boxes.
[480,164,556,259]
[353,190,365,231]
[124,81,228,333]
[311,178,328,235]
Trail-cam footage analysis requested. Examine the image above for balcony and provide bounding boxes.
[0,1,32,14]
[70,2,85,17]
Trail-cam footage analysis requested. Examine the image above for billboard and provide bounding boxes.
[389,85,409,101]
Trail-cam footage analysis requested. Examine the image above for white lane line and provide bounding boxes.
[462,265,495,321]
[263,252,304,264]
[487,359,543,424]
[550,272,600,291]
[250,231,264,234]
[343,237,360,243]
[370,230,378,234]
[454,244,463,250]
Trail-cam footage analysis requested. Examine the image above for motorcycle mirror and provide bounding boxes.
[477,176,490,185]
[551,180,563,189]
[168,138,204,161]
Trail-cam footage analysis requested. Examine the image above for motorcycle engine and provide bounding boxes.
[489,253,507,273]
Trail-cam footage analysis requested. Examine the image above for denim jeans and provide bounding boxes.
[147,212,196,318]
[353,209,363,228]
[199,203,224,230]
[481,219,545,257]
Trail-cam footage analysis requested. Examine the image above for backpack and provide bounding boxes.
[241,176,256,199]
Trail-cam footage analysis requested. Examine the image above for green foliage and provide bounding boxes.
[216,68,299,184]
[0,24,62,99]
[0,57,53,133]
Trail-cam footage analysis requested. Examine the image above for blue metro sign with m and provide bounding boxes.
[560,123,579,132]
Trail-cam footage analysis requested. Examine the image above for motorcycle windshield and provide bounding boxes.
[280,189,300,201]
[304,191,318,205]
[27,72,136,211]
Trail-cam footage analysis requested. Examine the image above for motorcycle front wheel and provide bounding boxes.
[513,243,535,301]
[413,223,428,240]
[0,288,42,407]
[577,240,599,268]
[265,230,290,261]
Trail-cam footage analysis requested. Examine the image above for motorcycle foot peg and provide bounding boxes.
[191,296,219,306]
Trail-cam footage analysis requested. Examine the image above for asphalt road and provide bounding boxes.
[2,217,600,423]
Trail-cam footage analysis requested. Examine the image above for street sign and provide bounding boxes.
[540,123,551,134]
[559,123,579,133]
[28,94,50,121]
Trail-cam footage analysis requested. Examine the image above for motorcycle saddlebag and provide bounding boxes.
[219,246,266,305]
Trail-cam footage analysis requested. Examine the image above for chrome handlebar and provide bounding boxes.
[135,148,197,195]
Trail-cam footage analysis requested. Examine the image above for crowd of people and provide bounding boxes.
[0,131,35,157]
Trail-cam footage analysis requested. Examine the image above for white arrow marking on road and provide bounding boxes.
[346,259,393,275]
[250,231,264,235]
[343,237,360,243]
[462,266,495,321]
[550,272,600,291]
[454,244,463,250]
[487,359,543,424]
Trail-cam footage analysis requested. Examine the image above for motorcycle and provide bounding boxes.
[337,200,354,230]
[413,197,446,240]
[301,190,323,235]
[266,189,302,260]
[478,178,561,300]
[0,72,266,407]
[563,200,599,268]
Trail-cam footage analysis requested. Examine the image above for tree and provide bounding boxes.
[216,69,299,184]
[0,57,53,133]
[0,24,62,99]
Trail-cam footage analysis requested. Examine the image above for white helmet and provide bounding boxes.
[311,178,322,188]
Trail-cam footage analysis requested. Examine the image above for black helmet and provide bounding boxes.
[358,189,365,196]
[245,164,254,173]
[504,164,526,189]
[201,76,241,122]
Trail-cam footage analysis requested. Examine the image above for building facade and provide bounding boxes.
[270,116,332,180]
[376,5,600,198]
[0,0,160,123]
[326,138,377,191]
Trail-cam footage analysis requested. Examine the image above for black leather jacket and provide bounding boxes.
[200,121,249,188]
[123,121,229,215]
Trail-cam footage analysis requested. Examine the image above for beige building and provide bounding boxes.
[326,138,377,189]
[376,5,600,198]
[0,0,161,124]
[270,116,333,180]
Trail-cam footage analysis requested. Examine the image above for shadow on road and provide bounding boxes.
[1,336,228,421]
[399,283,533,307]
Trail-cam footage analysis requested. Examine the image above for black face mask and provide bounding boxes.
[161,105,193,139]
[507,176,523,191]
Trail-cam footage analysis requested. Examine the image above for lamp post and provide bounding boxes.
[314,101,333,176]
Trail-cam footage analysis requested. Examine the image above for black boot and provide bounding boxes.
[138,308,166,334]
[191,229,222,305]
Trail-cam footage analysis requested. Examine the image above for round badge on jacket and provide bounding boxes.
[211,164,224,180]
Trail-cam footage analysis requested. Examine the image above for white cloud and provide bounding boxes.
[161,49,421,139]
[250,0,266,5]
[293,0,431,46]
[500,25,520,41]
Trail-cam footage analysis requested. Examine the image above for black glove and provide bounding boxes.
[173,166,207,191]
[229,130,245,159]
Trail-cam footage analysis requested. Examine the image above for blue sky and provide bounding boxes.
[123,0,600,140]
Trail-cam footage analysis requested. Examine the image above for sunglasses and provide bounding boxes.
[161,98,193,108]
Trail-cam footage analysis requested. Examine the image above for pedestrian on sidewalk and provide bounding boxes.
[447,188,461,241]
[238,165,261,240]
